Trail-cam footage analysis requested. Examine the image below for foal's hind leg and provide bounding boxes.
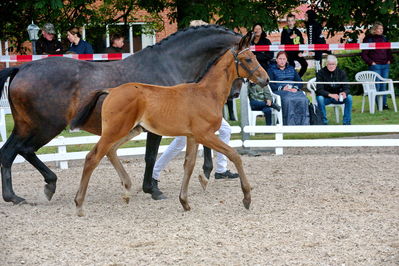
[75,136,119,216]
[197,133,251,209]
[106,126,143,204]
[179,136,199,211]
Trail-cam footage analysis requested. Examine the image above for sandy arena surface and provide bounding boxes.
[1,146,399,265]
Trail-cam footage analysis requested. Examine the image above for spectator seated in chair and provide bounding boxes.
[316,55,353,125]
[267,51,310,125]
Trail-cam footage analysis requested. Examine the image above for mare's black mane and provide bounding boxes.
[133,25,242,83]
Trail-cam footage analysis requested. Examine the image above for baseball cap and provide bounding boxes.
[42,23,56,35]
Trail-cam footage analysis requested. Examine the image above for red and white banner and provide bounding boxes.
[1,42,398,62]
[251,42,399,52]
[0,53,131,63]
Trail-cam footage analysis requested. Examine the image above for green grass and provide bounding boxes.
[2,95,398,154]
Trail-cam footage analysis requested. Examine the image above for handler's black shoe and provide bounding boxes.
[215,170,239,180]
[151,178,167,200]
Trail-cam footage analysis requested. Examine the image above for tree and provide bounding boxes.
[1,0,399,53]
[308,0,399,42]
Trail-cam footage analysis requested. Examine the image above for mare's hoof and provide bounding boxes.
[242,198,251,210]
[9,195,27,205]
[151,191,167,200]
[198,174,208,191]
[44,183,56,201]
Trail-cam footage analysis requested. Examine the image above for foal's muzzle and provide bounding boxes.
[256,77,269,88]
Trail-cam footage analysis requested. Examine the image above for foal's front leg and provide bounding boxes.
[197,133,251,209]
[179,136,199,211]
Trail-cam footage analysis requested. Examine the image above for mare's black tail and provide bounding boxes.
[70,90,109,129]
[0,67,19,99]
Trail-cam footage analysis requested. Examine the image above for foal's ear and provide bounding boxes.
[238,32,253,51]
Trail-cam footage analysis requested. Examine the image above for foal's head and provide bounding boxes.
[231,33,269,87]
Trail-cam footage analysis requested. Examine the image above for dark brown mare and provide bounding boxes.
[0,25,243,204]
[70,34,269,216]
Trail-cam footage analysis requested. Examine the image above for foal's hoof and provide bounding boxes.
[179,198,191,211]
[122,195,131,204]
[242,198,251,210]
[44,183,56,201]
[76,208,85,217]
[198,174,208,191]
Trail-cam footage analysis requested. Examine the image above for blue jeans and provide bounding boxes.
[316,95,353,125]
[249,99,272,125]
[369,64,390,107]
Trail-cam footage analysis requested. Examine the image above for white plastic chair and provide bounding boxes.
[0,77,11,114]
[0,77,11,141]
[307,77,344,123]
[248,85,283,135]
[355,71,397,114]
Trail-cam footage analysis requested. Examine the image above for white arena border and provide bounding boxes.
[243,125,399,155]
[0,127,242,169]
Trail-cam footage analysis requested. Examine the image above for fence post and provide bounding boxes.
[56,136,68,169]
[240,81,260,156]
[275,126,283,155]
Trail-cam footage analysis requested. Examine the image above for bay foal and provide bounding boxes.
[71,35,269,216]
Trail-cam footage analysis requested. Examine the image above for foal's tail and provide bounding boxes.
[0,67,19,99]
[70,90,109,130]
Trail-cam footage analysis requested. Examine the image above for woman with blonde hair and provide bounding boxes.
[361,21,393,110]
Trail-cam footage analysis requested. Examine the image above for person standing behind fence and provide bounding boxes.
[67,27,94,54]
[304,10,329,70]
[281,13,308,77]
[36,23,63,55]
[251,23,274,70]
[316,55,353,125]
[361,21,393,110]
[105,34,125,53]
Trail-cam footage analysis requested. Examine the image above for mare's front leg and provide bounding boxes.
[106,126,143,204]
[197,133,251,209]
[179,136,199,211]
[142,132,165,200]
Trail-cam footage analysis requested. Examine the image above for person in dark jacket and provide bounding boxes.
[251,23,274,70]
[361,21,393,110]
[316,55,352,125]
[305,10,329,68]
[267,52,309,125]
[36,23,63,55]
[105,34,125,53]
[281,13,308,77]
[67,27,94,54]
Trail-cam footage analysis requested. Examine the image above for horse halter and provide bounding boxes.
[230,48,261,79]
